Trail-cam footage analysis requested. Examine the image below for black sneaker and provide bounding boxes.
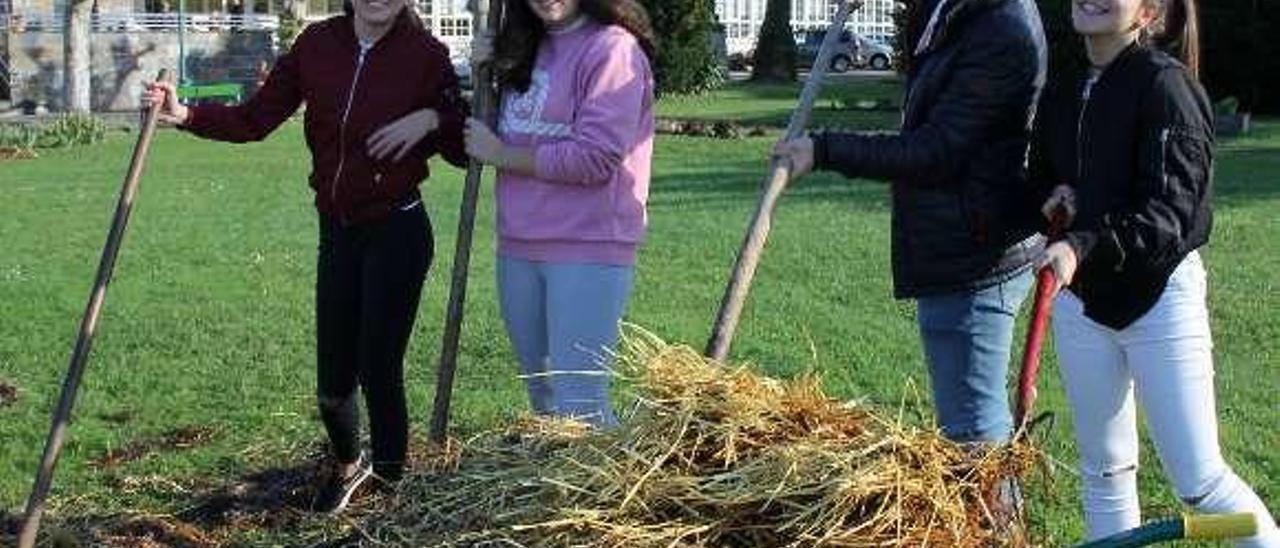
[311,454,373,514]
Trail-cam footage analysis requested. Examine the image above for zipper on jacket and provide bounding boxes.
[331,44,371,220]
[1075,74,1098,183]
[1158,127,1170,190]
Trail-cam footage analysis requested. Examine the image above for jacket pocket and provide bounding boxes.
[1152,124,1210,198]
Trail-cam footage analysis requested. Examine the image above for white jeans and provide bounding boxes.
[1054,251,1280,547]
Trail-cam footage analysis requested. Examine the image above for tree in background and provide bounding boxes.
[751,0,797,82]
[892,0,1079,75]
[1199,0,1276,114]
[895,0,1280,114]
[890,0,921,73]
[62,0,92,111]
[641,0,724,94]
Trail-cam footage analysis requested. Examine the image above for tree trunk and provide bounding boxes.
[63,0,93,112]
[750,0,795,82]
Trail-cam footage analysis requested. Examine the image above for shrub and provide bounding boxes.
[0,113,109,159]
[641,0,724,95]
[0,124,42,151]
[38,113,108,148]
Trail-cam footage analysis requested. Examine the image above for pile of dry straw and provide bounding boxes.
[366,328,1043,547]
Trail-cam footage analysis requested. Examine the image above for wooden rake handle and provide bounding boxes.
[18,69,171,548]
[430,0,503,444]
[705,0,864,361]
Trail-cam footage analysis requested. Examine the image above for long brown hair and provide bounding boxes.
[1142,0,1200,78]
[493,0,657,93]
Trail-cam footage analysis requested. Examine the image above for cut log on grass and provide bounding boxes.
[17,69,171,548]
[430,0,504,444]
[706,0,863,361]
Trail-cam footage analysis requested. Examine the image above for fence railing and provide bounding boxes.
[5,12,278,33]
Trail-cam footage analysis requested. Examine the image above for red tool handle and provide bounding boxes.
[1014,266,1057,429]
[1014,208,1069,433]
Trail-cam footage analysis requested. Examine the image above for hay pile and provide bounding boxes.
[366,329,1042,547]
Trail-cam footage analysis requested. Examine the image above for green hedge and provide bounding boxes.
[641,0,725,95]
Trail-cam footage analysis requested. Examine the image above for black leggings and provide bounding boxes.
[315,203,431,481]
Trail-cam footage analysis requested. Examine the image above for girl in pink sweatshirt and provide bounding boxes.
[465,0,655,426]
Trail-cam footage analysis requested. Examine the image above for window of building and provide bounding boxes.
[435,15,467,36]
[305,0,341,16]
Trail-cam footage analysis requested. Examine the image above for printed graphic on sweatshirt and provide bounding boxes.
[499,70,572,138]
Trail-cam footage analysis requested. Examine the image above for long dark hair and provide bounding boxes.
[1143,0,1200,78]
[494,0,657,93]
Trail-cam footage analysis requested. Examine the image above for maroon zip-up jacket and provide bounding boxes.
[183,9,468,224]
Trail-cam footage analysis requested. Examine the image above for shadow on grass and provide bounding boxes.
[1215,124,1280,206]
[716,76,902,101]
[172,463,318,532]
[0,462,320,547]
[713,108,900,130]
[658,101,901,129]
[649,154,891,214]
[91,426,220,469]
[0,436,470,547]
[659,77,905,130]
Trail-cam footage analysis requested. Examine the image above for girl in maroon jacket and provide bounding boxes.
[142,0,467,513]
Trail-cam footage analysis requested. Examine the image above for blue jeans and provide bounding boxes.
[917,268,1034,443]
[497,256,634,427]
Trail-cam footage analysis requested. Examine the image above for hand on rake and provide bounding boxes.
[1036,186,1078,294]
[772,135,815,180]
[140,80,190,126]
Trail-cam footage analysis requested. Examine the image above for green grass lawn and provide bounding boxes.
[1,78,1277,545]
[657,75,904,129]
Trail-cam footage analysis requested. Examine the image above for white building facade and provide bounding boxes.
[716,0,897,54]
[414,0,897,58]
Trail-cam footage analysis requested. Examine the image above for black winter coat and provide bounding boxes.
[813,0,1047,298]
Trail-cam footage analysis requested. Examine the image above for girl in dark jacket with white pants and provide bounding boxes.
[1031,0,1278,544]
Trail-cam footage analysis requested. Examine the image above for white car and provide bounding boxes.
[452,55,473,89]
[857,36,894,71]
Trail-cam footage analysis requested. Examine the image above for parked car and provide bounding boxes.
[452,54,472,89]
[727,29,895,73]
[794,28,861,73]
[864,32,896,49]
[794,28,895,72]
[728,50,753,71]
[860,36,894,71]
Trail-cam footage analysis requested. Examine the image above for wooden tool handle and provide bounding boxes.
[706,1,862,361]
[430,0,503,444]
[19,69,171,548]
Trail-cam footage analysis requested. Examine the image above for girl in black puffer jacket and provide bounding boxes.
[1031,0,1279,545]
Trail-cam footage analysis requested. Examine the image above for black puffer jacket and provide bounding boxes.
[813,0,1047,298]
[1029,44,1214,329]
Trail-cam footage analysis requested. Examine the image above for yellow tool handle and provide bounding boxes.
[1184,513,1257,540]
